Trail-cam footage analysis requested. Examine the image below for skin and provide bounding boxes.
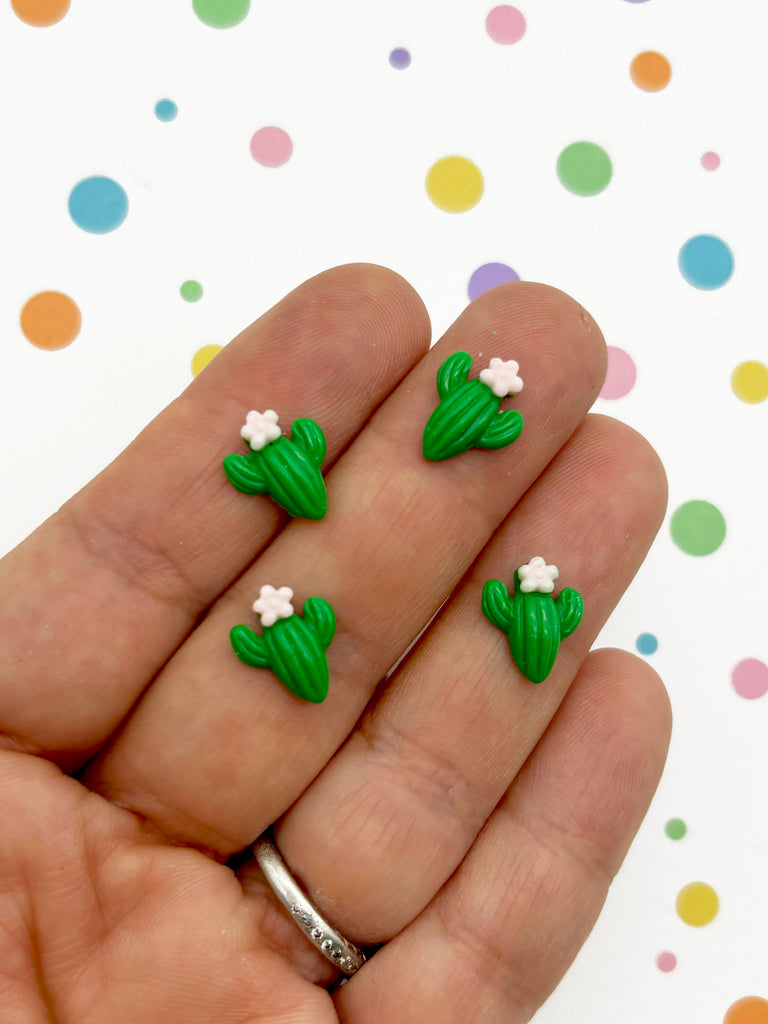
[0,264,671,1024]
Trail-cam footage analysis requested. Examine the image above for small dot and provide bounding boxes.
[656,951,677,972]
[68,176,129,234]
[731,659,768,701]
[20,291,82,350]
[11,0,70,25]
[623,0,651,4]
[191,344,222,377]
[599,346,636,399]
[630,50,672,91]
[731,361,768,404]
[192,0,250,28]
[665,818,687,840]
[426,156,484,213]
[701,151,721,171]
[250,127,293,168]
[679,234,734,290]
[389,47,411,69]
[676,882,719,927]
[468,263,520,300]
[155,99,178,122]
[485,6,527,45]
[725,996,768,1024]
[180,280,204,302]
[670,500,726,556]
[556,141,612,196]
[636,632,658,656]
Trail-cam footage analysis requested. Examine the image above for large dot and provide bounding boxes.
[731,659,768,700]
[485,6,527,44]
[68,176,129,234]
[665,817,687,840]
[731,361,768,403]
[468,263,520,300]
[679,234,734,290]
[191,344,222,377]
[192,0,249,28]
[600,346,636,399]
[656,951,677,972]
[20,291,81,350]
[180,280,204,302]
[630,50,672,91]
[701,151,721,171]
[636,632,658,655]
[556,142,612,196]
[426,156,484,213]
[155,99,178,122]
[676,882,719,926]
[11,0,70,25]
[389,47,411,69]
[725,997,768,1024]
[670,500,726,556]
[250,127,293,168]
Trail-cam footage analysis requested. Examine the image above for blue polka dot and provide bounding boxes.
[155,99,178,122]
[389,47,411,69]
[678,235,734,290]
[636,633,658,655]
[68,176,129,234]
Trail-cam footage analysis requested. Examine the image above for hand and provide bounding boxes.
[0,265,670,1023]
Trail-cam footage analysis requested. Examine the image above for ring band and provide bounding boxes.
[253,835,366,975]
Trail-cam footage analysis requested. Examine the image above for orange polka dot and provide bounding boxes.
[11,0,70,25]
[630,51,672,92]
[724,997,768,1024]
[20,291,82,351]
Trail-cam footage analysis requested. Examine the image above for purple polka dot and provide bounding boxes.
[389,47,411,69]
[731,659,768,700]
[600,346,637,399]
[250,127,293,168]
[656,952,677,972]
[468,262,520,300]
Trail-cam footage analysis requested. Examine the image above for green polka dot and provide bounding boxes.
[192,0,249,28]
[556,141,613,196]
[665,818,687,840]
[180,280,203,302]
[670,500,726,556]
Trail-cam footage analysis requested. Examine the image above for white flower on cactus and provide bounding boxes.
[241,409,282,451]
[479,357,523,398]
[517,556,559,594]
[253,585,295,627]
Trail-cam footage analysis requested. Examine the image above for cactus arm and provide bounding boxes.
[436,351,473,399]
[230,625,270,668]
[223,452,267,495]
[555,588,584,639]
[477,409,524,450]
[291,418,326,469]
[481,580,514,632]
[302,598,336,649]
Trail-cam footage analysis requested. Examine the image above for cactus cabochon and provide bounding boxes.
[482,557,583,684]
[223,410,327,520]
[423,351,524,461]
[231,585,336,703]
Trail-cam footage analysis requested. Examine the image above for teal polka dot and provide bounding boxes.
[637,633,658,655]
[155,99,178,122]
[679,235,734,290]
[68,176,129,234]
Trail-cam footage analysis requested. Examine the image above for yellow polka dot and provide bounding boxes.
[725,996,768,1024]
[20,291,81,350]
[426,156,484,213]
[191,344,222,378]
[11,0,70,26]
[731,361,768,403]
[676,881,719,926]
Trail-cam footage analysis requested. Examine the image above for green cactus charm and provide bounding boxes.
[231,585,336,703]
[223,410,327,520]
[423,351,524,461]
[482,557,583,683]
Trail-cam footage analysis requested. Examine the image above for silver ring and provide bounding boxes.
[253,835,366,976]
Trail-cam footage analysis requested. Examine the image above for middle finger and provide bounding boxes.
[86,283,605,855]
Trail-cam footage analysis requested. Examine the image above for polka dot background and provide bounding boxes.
[3,1,767,1019]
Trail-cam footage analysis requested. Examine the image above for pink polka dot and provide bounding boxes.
[731,659,768,700]
[701,151,721,171]
[485,6,526,44]
[250,127,293,168]
[656,951,677,972]
[599,346,637,399]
